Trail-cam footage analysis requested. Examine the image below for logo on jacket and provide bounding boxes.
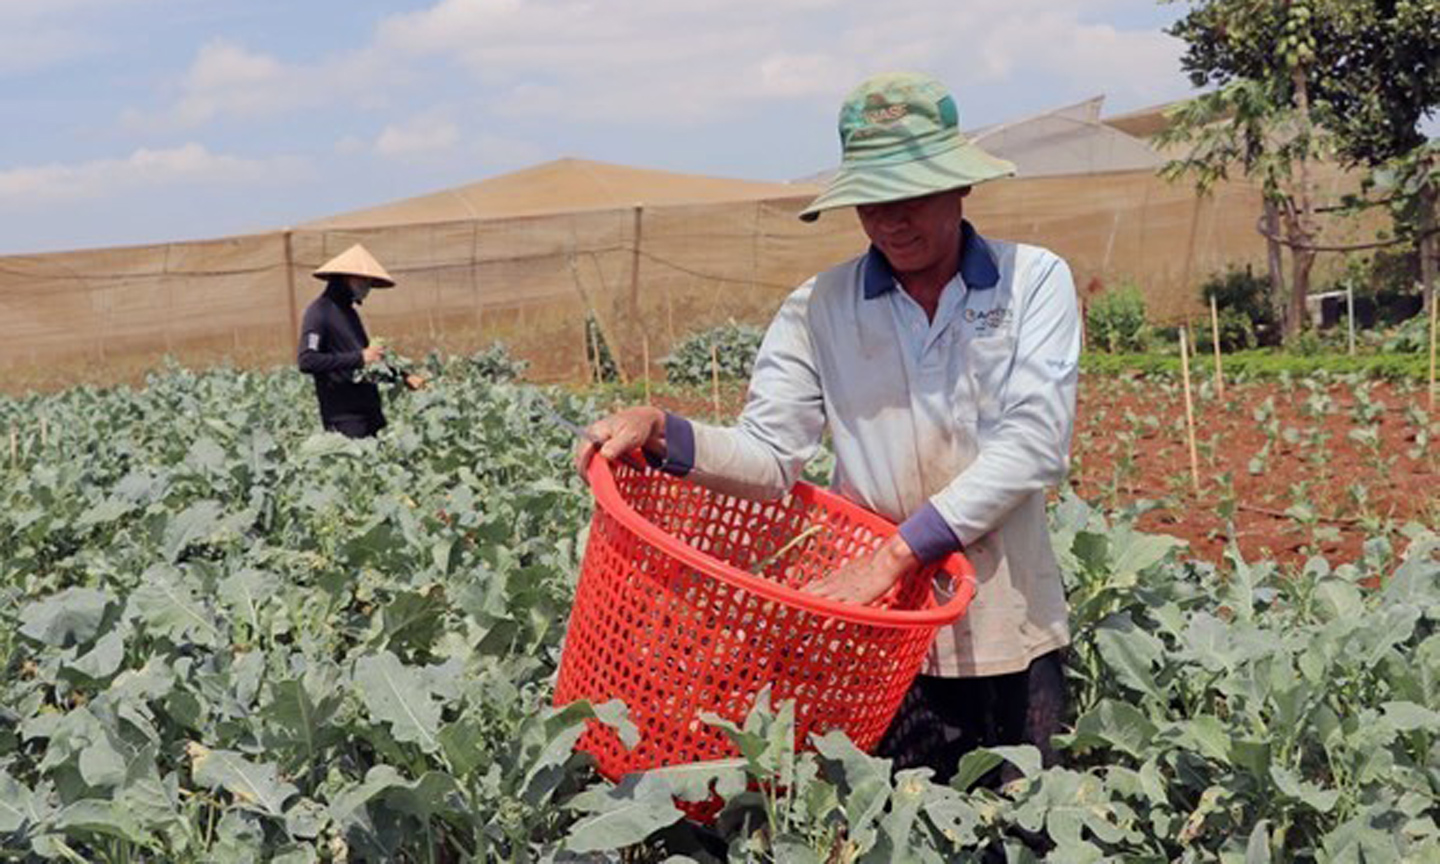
[963,306,1013,335]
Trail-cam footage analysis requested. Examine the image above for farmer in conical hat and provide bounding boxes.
[578,72,1079,784]
[297,243,422,438]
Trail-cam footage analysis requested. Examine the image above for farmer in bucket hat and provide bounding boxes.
[579,72,1079,783]
[297,243,423,438]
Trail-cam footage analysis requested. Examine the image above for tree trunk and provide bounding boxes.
[1286,62,1319,342]
[1282,204,1316,338]
[1263,198,1287,338]
[1291,242,1316,337]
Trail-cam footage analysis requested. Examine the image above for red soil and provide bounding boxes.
[646,375,1438,570]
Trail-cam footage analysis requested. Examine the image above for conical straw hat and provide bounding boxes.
[312,243,396,288]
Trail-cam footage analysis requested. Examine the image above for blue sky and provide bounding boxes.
[0,0,1197,254]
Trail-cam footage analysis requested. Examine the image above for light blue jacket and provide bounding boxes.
[661,222,1079,676]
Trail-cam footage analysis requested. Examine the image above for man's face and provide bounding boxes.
[856,188,968,279]
[347,276,374,304]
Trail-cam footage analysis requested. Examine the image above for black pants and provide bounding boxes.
[324,416,383,439]
[876,650,1066,786]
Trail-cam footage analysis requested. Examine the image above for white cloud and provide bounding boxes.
[369,0,1186,124]
[135,38,401,130]
[375,115,461,156]
[75,0,1186,173]
[122,1,1184,135]
[334,135,368,156]
[0,144,308,203]
[756,53,852,99]
[0,0,161,31]
[167,40,290,126]
[942,6,1184,108]
[0,0,168,77]
[0,28,101,77]
[323,115,544,172]
[337,121,541,170]
[0,0,152,20]
[1056,22,1186,107]
[469,132,545,168]
[374,0,838,121]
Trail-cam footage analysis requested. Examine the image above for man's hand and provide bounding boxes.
[405,374,427,391]
[802,534,922,606]
[362,344,386,365]
[574,406,666,480]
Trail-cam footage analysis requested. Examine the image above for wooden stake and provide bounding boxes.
[1209,294,1225,399]
[8,425,16,470]
[40,417,47,448]
[578,316,590,382]
[587,321,597,385]
[283,230,299,350]
[711,341,721,423]
[642,334,651,405]
[1429,290,1438,414]
[1346,282,1356,357]
[628,204,644,328]
[470,222,483,341]
[1179,326,1201,497]
[1179,195,1204,296]
[665,282,676,349]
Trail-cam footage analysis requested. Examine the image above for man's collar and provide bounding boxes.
[861,219,999,299]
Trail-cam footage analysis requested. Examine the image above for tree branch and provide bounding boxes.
[1253,216,1440,252]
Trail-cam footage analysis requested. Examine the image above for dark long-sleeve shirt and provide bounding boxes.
[297,282,385,431]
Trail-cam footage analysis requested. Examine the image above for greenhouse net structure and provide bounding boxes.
[0,101,1381,391]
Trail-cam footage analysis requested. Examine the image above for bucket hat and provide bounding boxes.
[312,243,396,288]
[799,72,1015,222]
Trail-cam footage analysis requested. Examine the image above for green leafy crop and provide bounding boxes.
[662,322,765,386]
[1,362,1435,862]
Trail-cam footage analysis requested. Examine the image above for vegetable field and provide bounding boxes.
[2,361,1438,862]
[658,369,1440,570]
[1069,374,1439,568]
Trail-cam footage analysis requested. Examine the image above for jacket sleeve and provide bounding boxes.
[922,253,1081,547]
[297,304,364,375]
[662,282,828,501]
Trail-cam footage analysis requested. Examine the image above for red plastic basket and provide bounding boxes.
[554,456,976,783]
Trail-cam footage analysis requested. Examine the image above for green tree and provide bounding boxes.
[1159,0,1330,342]
[1311,1,1440,313]
[1162,0,1440,329]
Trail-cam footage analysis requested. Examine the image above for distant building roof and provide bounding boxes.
[971,96,1164,177]
[302,157,818,229]
[1101,99,1188,140]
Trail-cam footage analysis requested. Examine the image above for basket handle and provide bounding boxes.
[925,553,978,625]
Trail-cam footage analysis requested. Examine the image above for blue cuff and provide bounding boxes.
[897,503,963,564]
[642,412,694,477]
